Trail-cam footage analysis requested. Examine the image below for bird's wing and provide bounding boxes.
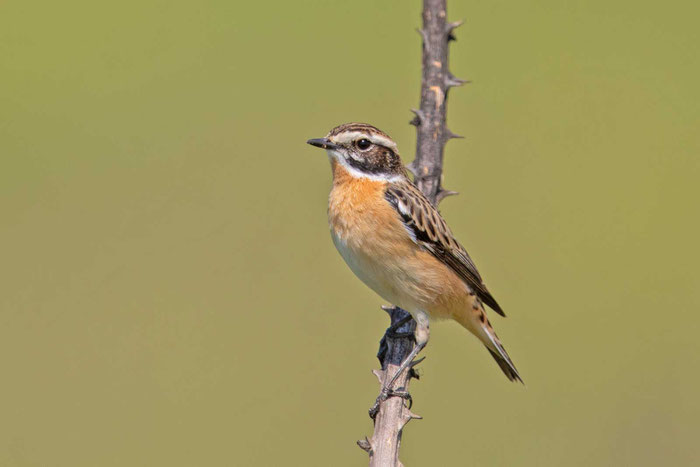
[384,180,505,316]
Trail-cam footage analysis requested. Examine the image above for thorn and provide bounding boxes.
[409,358,423,380]
[409,367,421,380]
[409,108,425,126]
[357,437,373,454]
[406,160,418,176]
[446,20,463,41]
[445,73,467,88]
[400,408,423,429]
[372,369,384,383]
[406,409,423,420]
[416,28,428,44]
[445,19,464,34]
[445,128,465,140]
[381,305,395,313]
[436,189,459,203]
[409,356,426,369]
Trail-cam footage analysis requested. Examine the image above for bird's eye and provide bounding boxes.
[356,139,371,150]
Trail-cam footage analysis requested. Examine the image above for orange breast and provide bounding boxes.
[327,162,470,319]
[327,163,400,244]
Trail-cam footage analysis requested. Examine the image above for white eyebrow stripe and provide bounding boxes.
[329,131,398,151]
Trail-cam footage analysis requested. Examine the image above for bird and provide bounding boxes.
[307,122,522,389]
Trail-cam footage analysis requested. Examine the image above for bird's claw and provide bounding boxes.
[368,387,413,419]
[387,389,413,408]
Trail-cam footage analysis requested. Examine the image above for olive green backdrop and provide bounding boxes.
[1,1,698,465]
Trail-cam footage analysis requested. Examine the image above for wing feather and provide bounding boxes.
[385,181,505,316]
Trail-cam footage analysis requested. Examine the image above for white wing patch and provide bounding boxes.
[392,197,418,243]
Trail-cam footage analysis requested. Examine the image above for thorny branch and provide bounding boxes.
[357,0,467,465]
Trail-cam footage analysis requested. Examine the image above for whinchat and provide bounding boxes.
[307,123,521,386]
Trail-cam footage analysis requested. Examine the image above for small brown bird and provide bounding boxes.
[308,122,521,386]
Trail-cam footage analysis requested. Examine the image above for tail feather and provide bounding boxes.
[453,304,523,383]
[480,322,523,383]
[487,347,523,384]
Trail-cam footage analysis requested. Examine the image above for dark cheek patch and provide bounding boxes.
[345,155,384,175]
[345,147,399,176]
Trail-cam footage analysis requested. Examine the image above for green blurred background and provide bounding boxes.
[1,0,698,465]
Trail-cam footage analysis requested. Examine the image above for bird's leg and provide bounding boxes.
[370,311,429,418]
[383,339,426,393]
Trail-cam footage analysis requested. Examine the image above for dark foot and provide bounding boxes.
[369,387,413,419]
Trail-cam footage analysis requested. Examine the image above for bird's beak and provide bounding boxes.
[307,138,340,150]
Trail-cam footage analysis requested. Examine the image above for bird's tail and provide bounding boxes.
[486,343,523,383]
[455,307,523,383]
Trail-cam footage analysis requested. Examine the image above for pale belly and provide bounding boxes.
[330,229,446,315]
[331,231,411,309]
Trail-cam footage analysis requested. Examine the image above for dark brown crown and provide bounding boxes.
[327,122,393,140]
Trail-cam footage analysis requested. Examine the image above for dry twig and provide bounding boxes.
[358,0,467,465]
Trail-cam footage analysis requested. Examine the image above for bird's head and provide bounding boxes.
[307,123,407,181]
